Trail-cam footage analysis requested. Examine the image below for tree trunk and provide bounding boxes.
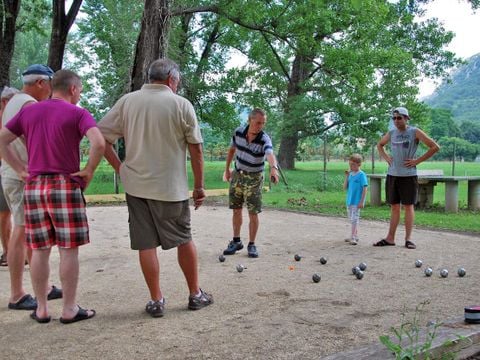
[277,134,298,169]
[0,0,21,89]
[48,0,83,71]
[277,53,311,169]
[130,0,170,91]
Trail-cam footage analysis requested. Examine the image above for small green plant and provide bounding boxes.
[379,300,471,360]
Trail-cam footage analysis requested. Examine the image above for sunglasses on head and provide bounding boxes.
[392,116,404,120]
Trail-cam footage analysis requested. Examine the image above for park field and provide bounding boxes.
[85,160,480,234]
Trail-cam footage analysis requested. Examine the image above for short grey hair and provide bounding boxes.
[248,108,266,121]
[148,58,180,83]
[1,86,20,100]
[22,74,51,85]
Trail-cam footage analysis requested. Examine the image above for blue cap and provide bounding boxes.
[22,64,54,78]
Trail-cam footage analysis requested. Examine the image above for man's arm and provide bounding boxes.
[377,132,392,166]
[404,129,440,168]
[103,141,122,174]
[71,127,106,189]
[265,152,279,184]
[0,128,28,180]
[223,146,236,181]
[188,143,205,210]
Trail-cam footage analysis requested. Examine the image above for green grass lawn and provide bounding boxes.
[86,160,480,234]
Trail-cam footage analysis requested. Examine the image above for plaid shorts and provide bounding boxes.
[24,175,89,249]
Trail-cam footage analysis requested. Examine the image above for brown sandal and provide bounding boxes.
[405,241,416,249]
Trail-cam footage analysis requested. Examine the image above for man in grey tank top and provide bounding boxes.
[374,107,439,249]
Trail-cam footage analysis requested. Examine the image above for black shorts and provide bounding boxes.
[386,175,418,205]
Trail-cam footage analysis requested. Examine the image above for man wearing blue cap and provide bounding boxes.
[1,64,62,310]
[374,106,439,249]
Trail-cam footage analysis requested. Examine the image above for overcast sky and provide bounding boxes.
[418,0,480,98]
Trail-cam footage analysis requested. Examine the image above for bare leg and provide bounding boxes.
[30,248,51,318]
[351,223,358,239]
[232,208,242,237]
[139,248,162,301]
[0,210,11,256]
[177,241,199,295]
[248,212,259,243]
[404,205,415,241]
[385,204,401,243]
[7,225,27,303]
[59,247,94,319]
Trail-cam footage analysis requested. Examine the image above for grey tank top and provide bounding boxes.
[388,126,418,177]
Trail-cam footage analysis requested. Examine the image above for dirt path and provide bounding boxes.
[1,205,479,359]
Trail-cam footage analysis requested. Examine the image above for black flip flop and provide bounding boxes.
[30,311,51,324]
[373,239,395,247]
[405,240,416,249]
[60,306,96,324]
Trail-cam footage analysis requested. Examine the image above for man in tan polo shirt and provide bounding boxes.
[99,58,213,318]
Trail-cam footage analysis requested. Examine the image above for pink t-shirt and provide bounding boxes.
[6,98,97,188]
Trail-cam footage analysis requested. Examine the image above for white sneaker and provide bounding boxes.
[350,238,358,245]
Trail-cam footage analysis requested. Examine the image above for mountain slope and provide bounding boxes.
[424,54,480,123]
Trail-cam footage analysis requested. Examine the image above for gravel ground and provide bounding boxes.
[1,204,479,359]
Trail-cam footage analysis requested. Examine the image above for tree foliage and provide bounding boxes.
[436,137,479,161]
[9,0,50,87]
[427,108,460,140]
[209,0,463,168]
[69,0,143,118]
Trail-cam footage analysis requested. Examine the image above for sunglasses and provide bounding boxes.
[392,116,404,120]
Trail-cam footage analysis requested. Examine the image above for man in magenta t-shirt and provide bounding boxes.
[0,70,105,324]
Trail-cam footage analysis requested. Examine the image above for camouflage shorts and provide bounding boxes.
[229,170,264,214]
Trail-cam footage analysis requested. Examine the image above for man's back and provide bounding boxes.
[6,99,96,186]
[99,83,202,202]
[1,93,35,180]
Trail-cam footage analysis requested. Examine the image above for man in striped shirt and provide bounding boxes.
[223,108,279,258]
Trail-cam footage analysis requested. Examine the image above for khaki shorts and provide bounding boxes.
[0,175,10,212]
[229,170,263,214]
[1,177,24,226]
[126,193,192,250]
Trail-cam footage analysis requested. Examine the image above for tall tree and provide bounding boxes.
[0,0,20,88]
[48,0,83,70]
[210,0,463,168]
[130,0,170,90]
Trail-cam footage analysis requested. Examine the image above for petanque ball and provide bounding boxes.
[352,266,360,275]
[355,270,364,280]
[294,254,302,261]
[440,269,449,278]
[424,267,433,277]
[415,259,423,268]
[218,255,226,262]
[359,262,367,271]
[312,273,321,283]
[236,264,244,273]
[458,268,466,277]
[320,257,327,265]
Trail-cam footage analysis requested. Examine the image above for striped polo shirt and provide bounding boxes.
[231,125,274,173]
